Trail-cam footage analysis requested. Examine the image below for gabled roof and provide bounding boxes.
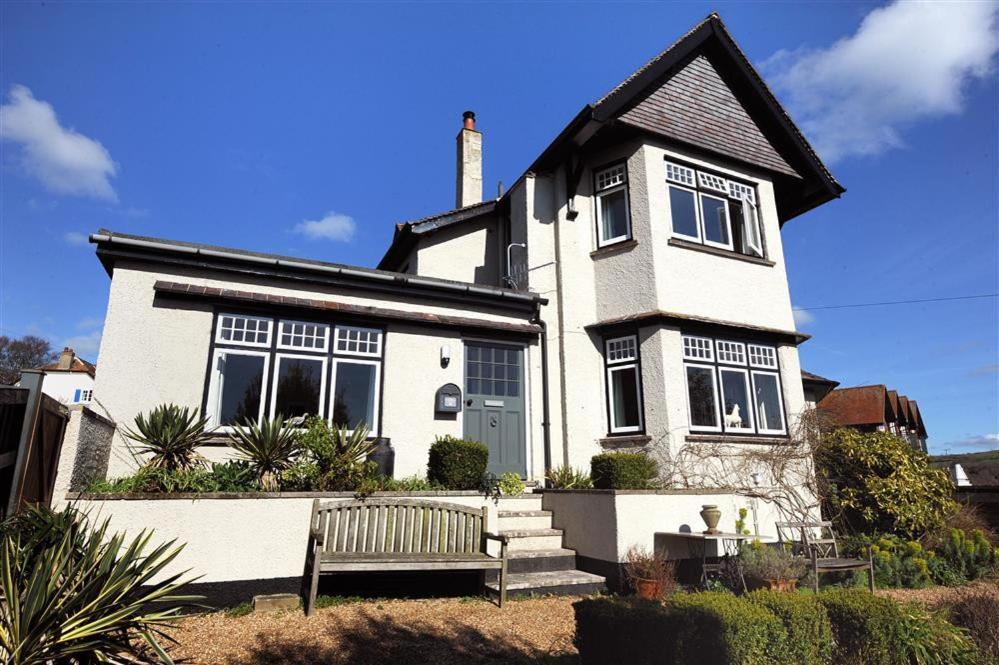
[801,370,839,403]
[817,385,889,428]
[378,200,498,271]
[38,356,96,378]
[909,401,928,437]
[897,395,912,427]
[529,13,843,222]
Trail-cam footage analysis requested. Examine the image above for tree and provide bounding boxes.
[0,335,57,385]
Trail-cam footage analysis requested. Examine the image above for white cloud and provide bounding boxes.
[292,211,356,242]
[0,85,118,200]
[943,433,999,452]
[761,1,999,162]
[792,308,815,328]
[63,231,88,246]
[60,329,102,358]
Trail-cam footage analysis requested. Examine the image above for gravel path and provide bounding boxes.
[166,596,581,665]
[877,580,999,608]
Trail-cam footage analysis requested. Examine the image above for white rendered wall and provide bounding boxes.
[40,372,95,404]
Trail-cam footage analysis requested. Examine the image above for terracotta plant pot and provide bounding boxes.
[700,505,722,534]
[633,578,664,600]
[765,578,798,592]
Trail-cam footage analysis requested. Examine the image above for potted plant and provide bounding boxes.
[623,546,677,600]
[739,541,807,592]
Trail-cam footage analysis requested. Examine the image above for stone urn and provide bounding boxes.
[700,505,722,534]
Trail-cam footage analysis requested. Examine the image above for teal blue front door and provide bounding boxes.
[463,341,527,477]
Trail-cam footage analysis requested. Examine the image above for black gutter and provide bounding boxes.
[532,303,553,482]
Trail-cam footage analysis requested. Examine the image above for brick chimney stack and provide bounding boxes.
[456,111,482,208]
[57,347,75,370]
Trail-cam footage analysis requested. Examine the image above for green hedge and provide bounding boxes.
[574,589,978,665]
[590,452,658,490]
[427,436,488,490]
[745,590,833,665]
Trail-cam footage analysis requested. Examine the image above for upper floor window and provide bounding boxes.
[604,334,643,434]
[665,160,764,259]
[682,335,786,436]
[594,164,632,248]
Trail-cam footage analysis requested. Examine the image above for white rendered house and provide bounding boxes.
[37,347,96,405]
[86,14,842,482]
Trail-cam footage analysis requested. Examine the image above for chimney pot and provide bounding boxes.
[462,111,476,130]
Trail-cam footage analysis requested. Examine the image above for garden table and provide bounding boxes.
[655,531,775,590]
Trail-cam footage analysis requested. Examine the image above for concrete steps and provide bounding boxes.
[497,510,554,531]
[486,570,607,598]
[501,528,566,552]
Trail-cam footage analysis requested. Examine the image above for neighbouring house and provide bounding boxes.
[35,347,96,405]
[817,384,928,452]
[60,13,847,599]
[801,370,839,410]
[932,451,999,530]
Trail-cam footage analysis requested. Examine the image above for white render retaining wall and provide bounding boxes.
[541,489,785,585]
[63,491,501,603]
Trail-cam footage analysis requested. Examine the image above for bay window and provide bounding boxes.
[205,313,383,432]
[666,159,764,258]
[594,164,632,247]
[604,334,643,434]
[683,335,786,436]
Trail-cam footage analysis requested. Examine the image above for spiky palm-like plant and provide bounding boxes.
[123,404,213,472]
[227,416,302,490]
[0,506,200,665]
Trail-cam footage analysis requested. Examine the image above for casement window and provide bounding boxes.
[604,334,643,434]
[665,160,764,259]
[73,389,93,403]
[206,313,383,432]
[216,314,272,348]
[683,335,786,435]
[207,349,270,427]
[594,164,632,247]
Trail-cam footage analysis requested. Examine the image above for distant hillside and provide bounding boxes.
[930,449,999,466]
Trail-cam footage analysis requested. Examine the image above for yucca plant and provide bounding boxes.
[0,506,200,664]
[123,404,213,473]
[228,416,302,490]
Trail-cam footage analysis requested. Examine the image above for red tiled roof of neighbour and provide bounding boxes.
[38,355,96,378]
[817,385,888,427]
[909,401,928,437]
[886,390,901,422]
[897,395,912,427]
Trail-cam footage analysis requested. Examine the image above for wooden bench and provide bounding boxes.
[305,498,508,615]
[776,520,875,592]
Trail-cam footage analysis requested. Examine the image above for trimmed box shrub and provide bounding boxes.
[427,436,488,490]
[818,589,904,665]
[590,452,658,490]
[746,590,833,665]
[573,597,670,665]
[667,592,788,665]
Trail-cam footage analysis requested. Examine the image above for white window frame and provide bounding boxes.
[699,192,734,251]
[715,340,746,366]
[747,344,778,369]
[667,183,702,243]
[269,352,328,421]
[277,320,330,352]
[607,363,643,434]
[605,335,638,365]
[697,171,728,193]
[684,362,722,433]
[215,313,272,349]
[595,165,632,247]
[333,325,382,358]
[751,370,787,435]
[329,357,382,433]
[78,389,93,403]
[741,199,763,257]
[665,161,696,187]
[206,348,270,430]
[718,366,755,433]
[682,335,715,362]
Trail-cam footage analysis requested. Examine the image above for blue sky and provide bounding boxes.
[1,2,996,454]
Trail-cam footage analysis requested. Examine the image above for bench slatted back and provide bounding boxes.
[312,499,488,556]
[776,520,840,559]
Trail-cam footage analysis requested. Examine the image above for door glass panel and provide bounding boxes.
[466,344,520,397]
[219,354,265,425]
[273,357,323,419]
[331,362,376,430]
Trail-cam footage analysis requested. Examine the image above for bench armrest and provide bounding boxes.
[484,532,509,545]
[311,526,325,547]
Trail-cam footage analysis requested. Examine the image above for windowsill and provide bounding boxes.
[668,238,775,266]
[685,433,788,445]
[599,434,651,449]
[590,238,638,259]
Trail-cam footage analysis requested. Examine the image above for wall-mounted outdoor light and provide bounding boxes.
[440,344,451,368]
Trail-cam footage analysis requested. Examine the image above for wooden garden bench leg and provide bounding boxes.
[867,545,875,593]
[811,548,819,594]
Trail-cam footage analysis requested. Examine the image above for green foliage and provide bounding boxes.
[545,465,593,489]
[745,590,833,665]
[123,403,213,473]
[573,597,673,665]
[668,591,788,664]
[228,416,302,490]
[897,604,979,665]
[427,436,489,490]
[87,461,260,494]
[590,452,658,490]
[734,507,750,536]
[497,472,525,496]
[868,534,935,588]
[738,541,808,583]
[295,417,377,491]
[937,528,999,582]
[815,428,956,538]
[375,475,437,491]
[948,591,999,665]
[0,506,200,664]
[818,589,906,665]
[223,602,253,618]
